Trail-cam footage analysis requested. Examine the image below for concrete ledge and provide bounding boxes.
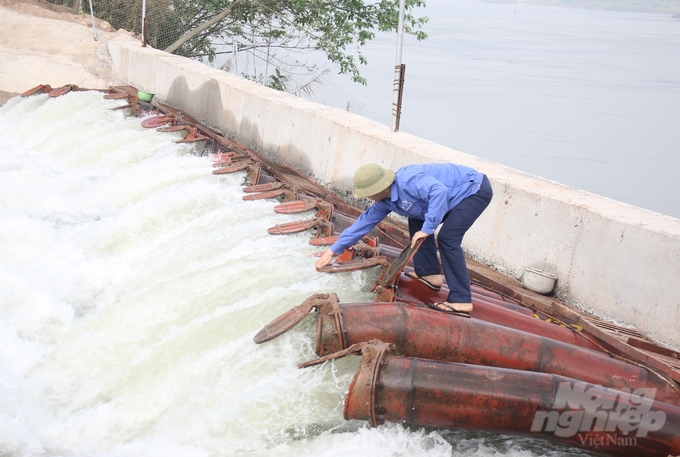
[108,37,680,347]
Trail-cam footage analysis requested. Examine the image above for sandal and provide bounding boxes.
[405,272,442,291]
[426,302,472,318]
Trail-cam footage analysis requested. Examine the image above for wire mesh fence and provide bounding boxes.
[47,0,393,127]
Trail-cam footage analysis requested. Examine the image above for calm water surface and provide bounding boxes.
[0,92,601,456]
[304,0,680,219]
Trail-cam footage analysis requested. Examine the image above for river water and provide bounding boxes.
[0,92,604,456]
[301,0,680,219]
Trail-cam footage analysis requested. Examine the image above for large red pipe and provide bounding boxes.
[343,343,680,457]
[317,302,680,405]
[397,274,601,350]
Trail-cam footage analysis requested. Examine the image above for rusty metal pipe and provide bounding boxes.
[471,289,530,311]
[317,302,680,404]
[399,273,533,315]
[396,280,599,351]
[471,283,510,301]
[343,344,680,457]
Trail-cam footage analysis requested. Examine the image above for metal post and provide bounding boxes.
[141,0,147,47]
[88,0,98,41]
[391,0,406,132]
[394,64,406,131]
[234,41,240,75]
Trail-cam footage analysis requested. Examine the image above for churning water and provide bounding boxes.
[0,92,599,456]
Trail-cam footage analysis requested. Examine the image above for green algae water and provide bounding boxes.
[0,92,600,456]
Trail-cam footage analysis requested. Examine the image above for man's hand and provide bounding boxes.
[315,249,335,270]
[411,231,429,248]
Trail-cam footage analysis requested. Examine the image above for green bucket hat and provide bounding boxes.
[353,163,395,199]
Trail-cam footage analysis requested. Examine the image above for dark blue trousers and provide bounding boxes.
[408,175,493,303]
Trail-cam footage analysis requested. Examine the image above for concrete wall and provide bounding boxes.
[107,37,680,348]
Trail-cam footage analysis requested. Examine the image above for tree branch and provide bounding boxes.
[165,0,245,54]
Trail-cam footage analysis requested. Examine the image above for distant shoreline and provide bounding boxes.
[493,0,680,15]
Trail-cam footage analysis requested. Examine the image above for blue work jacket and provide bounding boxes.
[329,163,483,254]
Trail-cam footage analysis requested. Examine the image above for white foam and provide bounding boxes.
[0,92,592,456]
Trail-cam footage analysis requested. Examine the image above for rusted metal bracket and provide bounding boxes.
[211,152,241,167]
[21,84,53,97]
[213,161,254,175]
[298,339,396,368]
[141,114,176,129]
[253,292,341,343]
[48,84,81,98]
[318,239,422,302]
[317,252,394,300]
[246,163,262,187]
[310,235,380,248]
[274,198,333,215]
[213,152,237,161]
[267,218,333,237]
[318,256,390,274]
[177,128,209,143]
[300,339,397,428]
[243,188,296,202]
[309,236,339,246]
[350,242,380,259]
[268,198,336,223]
[316,201,333,221]
[242,182,296,202]
[382,238,423,288]
[103,92,130,100]
[371,283,396,303]
[322,237,380,264]
[213,161,261,185]
[243,182,285,192]
[369,238,425,302]
[109,94,141,116]
[157,125,209,143]
[21,84,81,98]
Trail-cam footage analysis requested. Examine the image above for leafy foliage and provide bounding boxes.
[46,0,428,90]
[164,0,429,88]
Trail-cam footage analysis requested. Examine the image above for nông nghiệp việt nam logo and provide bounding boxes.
[531,381,666,439]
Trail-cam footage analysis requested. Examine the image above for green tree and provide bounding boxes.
[160,0,428,89]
